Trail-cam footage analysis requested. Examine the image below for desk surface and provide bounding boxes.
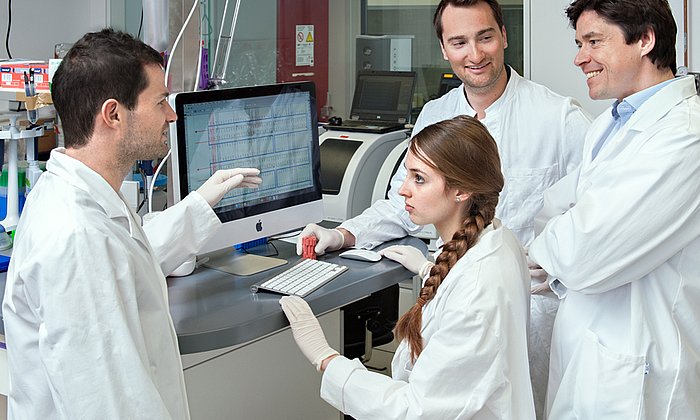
[0,236,426,354]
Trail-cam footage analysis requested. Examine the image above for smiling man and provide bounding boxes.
[529,1,700,418]
[296,1,590,417]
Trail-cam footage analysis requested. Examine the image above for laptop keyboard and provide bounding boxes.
[343,120,396,127]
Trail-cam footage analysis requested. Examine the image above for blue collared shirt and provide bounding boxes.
[591,78,678,159]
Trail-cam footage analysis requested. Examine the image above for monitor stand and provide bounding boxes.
[202,247,288,276]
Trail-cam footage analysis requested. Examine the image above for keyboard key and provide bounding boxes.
[251,259,348,297]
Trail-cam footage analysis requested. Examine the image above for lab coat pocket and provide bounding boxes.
[501,165,559,243]
[572,330,646,419]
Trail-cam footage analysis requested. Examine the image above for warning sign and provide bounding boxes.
[295,24,314,67]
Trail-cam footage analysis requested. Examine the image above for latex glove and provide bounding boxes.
[379,245,433,277]
[280,296,339,371]
[527,252,551,295]
[196,168,262,207]
[296,223,345,256]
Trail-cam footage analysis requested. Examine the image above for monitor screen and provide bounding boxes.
[350,70,416,122]
[169,82,324,255]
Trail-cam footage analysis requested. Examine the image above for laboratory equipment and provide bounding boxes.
[342,284,399,362]
[142,0,169,53]
[168,81,324,273]
[0,114,44,231]
[356,35,413,72]
[25,135,43,196]
[320,129,408,222]
[437,72,462,98]
[209,0,242,87]
[326,70,416,133]
[251,258,347,297]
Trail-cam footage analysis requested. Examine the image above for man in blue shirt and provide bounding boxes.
[530,1,700,418]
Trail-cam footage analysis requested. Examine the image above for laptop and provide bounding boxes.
[327,70,416,134]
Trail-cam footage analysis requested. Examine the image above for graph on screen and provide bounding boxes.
[181,91,316,212]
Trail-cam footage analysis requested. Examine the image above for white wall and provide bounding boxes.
[0,1,117,60]
[529,0,691,118]
[668,0,685,68]
[691,0,700,71]
[329,0,361,119]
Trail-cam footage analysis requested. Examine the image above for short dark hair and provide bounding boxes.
[566,0,676,74]
[433,0,506,43]
[52,28,164,148]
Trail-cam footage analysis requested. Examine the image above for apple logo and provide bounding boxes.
[255,219,263,232]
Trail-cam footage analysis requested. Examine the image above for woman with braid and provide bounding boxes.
[280,115,535,419]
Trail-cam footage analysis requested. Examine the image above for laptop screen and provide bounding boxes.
[350,70,416,123]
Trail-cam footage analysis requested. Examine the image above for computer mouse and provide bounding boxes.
[339,249,382,262]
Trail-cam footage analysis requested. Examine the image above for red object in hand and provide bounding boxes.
[302,236,317,260]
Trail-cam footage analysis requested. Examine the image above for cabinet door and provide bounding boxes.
[277,0,329,120]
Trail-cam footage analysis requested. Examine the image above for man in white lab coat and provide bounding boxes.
[298,1,590,417]
[529,0,700,418]
[2,29,261,419]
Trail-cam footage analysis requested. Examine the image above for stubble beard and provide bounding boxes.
[461,63,505,96]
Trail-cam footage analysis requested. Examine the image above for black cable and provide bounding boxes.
[137,7,143,40]
[270,230,303,240]
[5,0,13,59]
[136,197,147,213]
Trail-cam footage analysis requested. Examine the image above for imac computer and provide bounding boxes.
[168,81,323,274]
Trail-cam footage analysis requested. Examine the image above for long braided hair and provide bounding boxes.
[394,115,504,362]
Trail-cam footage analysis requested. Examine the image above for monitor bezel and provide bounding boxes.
[168,81,324,254]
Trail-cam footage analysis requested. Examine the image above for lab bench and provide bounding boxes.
[0,236,425,419]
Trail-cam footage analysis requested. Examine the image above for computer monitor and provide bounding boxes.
[168,82,324,270]
[350,70,415,124]
[437,72,462,98]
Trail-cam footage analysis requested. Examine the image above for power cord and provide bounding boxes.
[5,0,13,59]
[137,7,144,40]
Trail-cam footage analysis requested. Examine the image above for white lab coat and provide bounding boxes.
[321,221,535,419]
[3,148,221,419]
[340,67,590,419]
[341,67,590,249]
[529,76,700,419]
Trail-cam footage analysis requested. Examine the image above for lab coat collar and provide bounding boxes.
[622,76,694,133]
[435,218,501,252]
[432,219,502,288]
[46,149,146,244]
[461,66,521,117]
[585,76,696,163]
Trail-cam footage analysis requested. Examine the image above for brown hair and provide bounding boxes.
[565,0,677,75]
[394,115,503,362]
[433,0,506,43]
[53,29,164,148]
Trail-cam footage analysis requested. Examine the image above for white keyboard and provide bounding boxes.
[251,258,348,297]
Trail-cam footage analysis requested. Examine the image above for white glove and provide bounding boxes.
[379,245,433,277]
[527,252,551,295]
[280,296,339,371]
[295,223,345,256]
[196,168,262,207]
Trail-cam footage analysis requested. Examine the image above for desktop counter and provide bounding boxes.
[0,236,425,348]
[168,236,425,354]
[0,236,426,419]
